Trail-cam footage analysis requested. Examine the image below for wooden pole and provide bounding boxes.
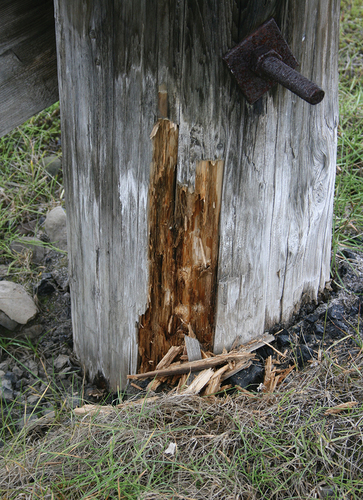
[54,0,339,390]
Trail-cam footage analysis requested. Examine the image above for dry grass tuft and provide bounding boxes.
[1,350,362,499]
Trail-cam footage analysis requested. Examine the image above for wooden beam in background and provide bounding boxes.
[0,0,58,137]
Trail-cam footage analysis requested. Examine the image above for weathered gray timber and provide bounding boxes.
[0,0,58,137]
[54,0,339,390]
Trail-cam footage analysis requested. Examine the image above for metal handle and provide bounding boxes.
[254,51,324,105]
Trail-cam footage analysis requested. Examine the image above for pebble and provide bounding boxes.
[0,361,10,372]
[23,359,39,377]
[10,237,46,265]
[44,206,67,251]
[0,387,14,401]
[276,331,291,348]
[53,354,70,371]
[327,304,345,321]
[42,155,62,178]
[0,311,18,331]
[21,324,44,341]
[27,395,41,405]
[12,366,24,378]
[0,281,37,329]
[313,324,325,337]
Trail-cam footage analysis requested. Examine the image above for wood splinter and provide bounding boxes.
[128,351,255,380]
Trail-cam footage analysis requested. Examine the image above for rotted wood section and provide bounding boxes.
[138,119,224,373]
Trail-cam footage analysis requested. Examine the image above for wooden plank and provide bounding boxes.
[54,0,339,390]
[0,0,58,137]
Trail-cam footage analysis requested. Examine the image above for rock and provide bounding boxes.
[15,378,29,391]
[27,394,41,405]
[305,312,320,324]
[10,237,46,265]
[12,365,24,378]
[325,322,345,339]
[42,155,62,177]
[0,311,19,331]
[34,273,56,296]
[0,281,37,329]
[224,362,264,391]
[0,387,14,401]
[67,395,81,409]
[23,359,38,377]
[44,207,67,251]
[4,372,17,385]
[0,371,14,401]
[313,323,325,337]
[52,269,69,292]
[58,367,72,379]
[53,354,69,371]
[0,362,9,372]
[327,304,345,321]
[318,485,336,498]
[276,331,292,349]
[21,324,44,341]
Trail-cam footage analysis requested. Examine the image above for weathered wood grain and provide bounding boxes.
[0,0,58,137]
[54,0,339,390]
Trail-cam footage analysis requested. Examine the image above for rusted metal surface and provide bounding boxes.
[223,18,324,105]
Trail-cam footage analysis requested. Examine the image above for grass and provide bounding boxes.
[1,351,362,499]
[332,0,363,265]
[0,103,63,284]
[1,0,363,499]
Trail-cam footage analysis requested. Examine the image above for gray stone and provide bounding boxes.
[0,362,9,372]
[0,372,14,401]
[12,365,24,378]
[53,354,69,371]
[42,155,62,177]
[0,311,18,331]
[15,378,29,391]
[44,206,67,251]
[23,359,39,377]
[58,366,72,379]
[0,281,37,327]
[4,372,17,385]
[27,394,40,405]
[1,378,13,391]
[10,237,46,265]
[0,387,14,401]
[21,324,44,341]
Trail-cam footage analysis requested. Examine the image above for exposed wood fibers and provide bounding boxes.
[138,119,224,373]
